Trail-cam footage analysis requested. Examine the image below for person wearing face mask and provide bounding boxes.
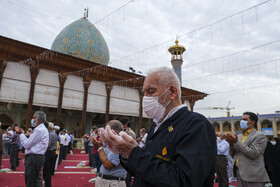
[15,111,49,187]
[98,67,217,187]
[225,112,270,187]
[6,124,20,171]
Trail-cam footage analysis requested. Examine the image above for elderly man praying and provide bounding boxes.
[99,67,217,187]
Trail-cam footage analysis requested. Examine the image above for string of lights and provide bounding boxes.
[5,0,73,20]
[184,39,280,68]
[182,58,280,82]
[178,0,272,39]
[181,81,280,100]
[110,0,274,64]
[94,0,134,25]
[6,0,56,35]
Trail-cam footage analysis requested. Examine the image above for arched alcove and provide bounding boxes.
[0,113,14,127]
[276,120,280,137]
[223,121,231,133]
[213,122,220,133]
[261,119,272,128]
[234,120,241,133]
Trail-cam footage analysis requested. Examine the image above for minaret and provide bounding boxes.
[168,40,186,85]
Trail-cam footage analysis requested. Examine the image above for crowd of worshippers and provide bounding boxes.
[0,67,280,187]
[0,111,74,187]
[83,117,149,185]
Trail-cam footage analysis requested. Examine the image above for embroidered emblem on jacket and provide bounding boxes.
[156,146,170,161]
[168,125,173,132]
[162,146,167,156]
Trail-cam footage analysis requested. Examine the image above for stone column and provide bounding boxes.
[81,80,91,137]
[171,59,183,85]
[219,120,223,133]
[25,65,39,130]
[56,73,67,125]
[0,60,7,91]
[272,118,277,137]
[188,98,195,112]
[231,119,234,135]
[257,120,261,132]
[105,83,113,123]
[15,104,23,125]
[138,89,143,129]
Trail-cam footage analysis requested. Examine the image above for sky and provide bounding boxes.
[0,0,280,118]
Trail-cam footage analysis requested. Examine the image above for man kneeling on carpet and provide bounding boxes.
[90,120,127,187]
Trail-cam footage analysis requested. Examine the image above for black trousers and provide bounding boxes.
[43,150,56,187]
[25,154,45,187]
[68,142,72,153]
[58,144,64,164]
[10,144,19,170]
[215,155,229,187]
[88,146,94,167]
[63,146,68,160]
[51,154,58,176]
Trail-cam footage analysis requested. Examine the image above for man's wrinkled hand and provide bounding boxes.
[99,125,138,158]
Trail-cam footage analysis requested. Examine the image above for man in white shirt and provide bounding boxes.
[137,128,148,148]
[58,131,65,164]
[63,130,70,159]
[16,111,49,187]
[216,133,230,187]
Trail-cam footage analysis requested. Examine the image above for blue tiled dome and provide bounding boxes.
[51,18,109,65]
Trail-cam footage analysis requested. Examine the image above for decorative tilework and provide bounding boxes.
[51,18,110,65]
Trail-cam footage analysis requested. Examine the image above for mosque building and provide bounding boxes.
[0,15,207,137]
[208,113,280,137]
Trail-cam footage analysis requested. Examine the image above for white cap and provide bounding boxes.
[54,125,60,130]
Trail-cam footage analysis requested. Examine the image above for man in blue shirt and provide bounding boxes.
[16,111,49,187]
[216,133,230,187]
[91,120,127,187]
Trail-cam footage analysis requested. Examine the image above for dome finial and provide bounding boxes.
[84,8,89,18]
[175,35,179,45]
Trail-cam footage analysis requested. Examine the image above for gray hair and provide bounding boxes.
[35,111,47,123]
[107,120,124,132]
[147,67,181,96]
[48,122,54,130]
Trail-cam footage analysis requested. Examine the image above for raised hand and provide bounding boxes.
[90,135,102,148]
[224,133,238,145]
[99,125,138,158]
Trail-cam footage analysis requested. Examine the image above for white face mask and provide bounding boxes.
[271,141,276,145]
[142,88,171,123]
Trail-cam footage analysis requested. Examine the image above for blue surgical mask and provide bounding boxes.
[31,119,36,127]
[240,120,248,130]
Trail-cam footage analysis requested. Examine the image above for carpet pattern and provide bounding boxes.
[0,149,96,187]
[0,149,237,187]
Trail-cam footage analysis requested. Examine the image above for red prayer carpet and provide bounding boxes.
[0,149,96,187]
[0,149,237,187]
